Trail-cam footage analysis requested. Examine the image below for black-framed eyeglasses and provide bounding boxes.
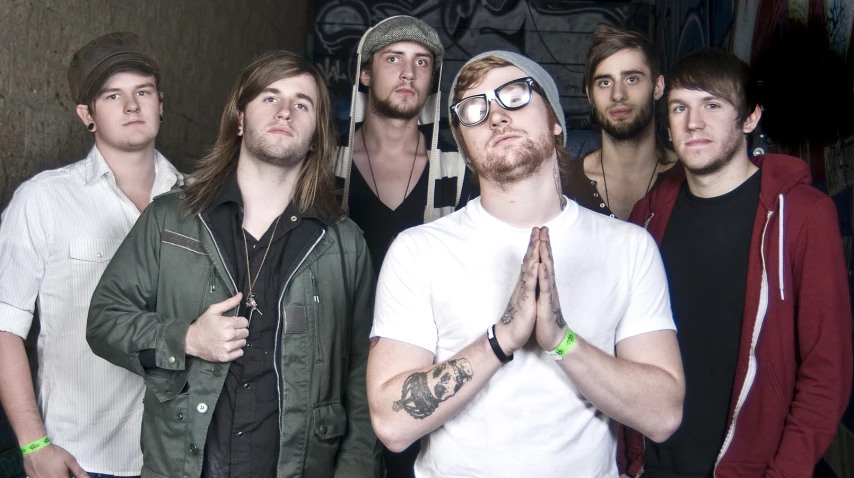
[451,77,540,127]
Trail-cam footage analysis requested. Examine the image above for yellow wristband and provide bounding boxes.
[20,436,50,455]
[546,327,577,360]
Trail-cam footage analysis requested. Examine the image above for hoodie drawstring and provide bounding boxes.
[777,194,786,300]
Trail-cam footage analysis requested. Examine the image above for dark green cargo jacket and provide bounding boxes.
[86,191,381,478]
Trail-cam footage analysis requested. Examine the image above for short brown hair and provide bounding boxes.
[664,48,757,125]
[585,24,659,91]
[450,56,570,182]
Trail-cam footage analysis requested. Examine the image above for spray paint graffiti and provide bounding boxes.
[314,0,653,132]
[655,0,710,73]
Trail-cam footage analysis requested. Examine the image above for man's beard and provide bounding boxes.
[242,121,311,168]
[370,90,422,120]
[470,129,553,188]
[593,92,654,142]
[681,125,744,177]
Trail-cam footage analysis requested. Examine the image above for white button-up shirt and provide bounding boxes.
[0,146,183,475]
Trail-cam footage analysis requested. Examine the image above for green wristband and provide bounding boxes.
[546,327,577,360]
[20,436,50,455]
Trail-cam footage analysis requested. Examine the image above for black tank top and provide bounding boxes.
[348,161,429,275]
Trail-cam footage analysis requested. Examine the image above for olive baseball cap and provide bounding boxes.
[360,16,444,68]
[67,32,161,105]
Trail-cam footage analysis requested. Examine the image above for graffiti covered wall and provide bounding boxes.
[313,0,655,148]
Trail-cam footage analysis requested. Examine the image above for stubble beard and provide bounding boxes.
[370,90,423,121]
[593,92,655,143]
[242,121,311,169]
[680,125,744,177]
[472,129,554,189]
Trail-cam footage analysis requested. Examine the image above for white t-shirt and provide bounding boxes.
[372,197,675,478]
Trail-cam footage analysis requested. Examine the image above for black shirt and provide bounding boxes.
[645,169,761,478]
[562,154,677,218]
[201,173,323,478]
[348,157,429,274]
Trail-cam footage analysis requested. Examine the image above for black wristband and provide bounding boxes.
[487,325,513,364]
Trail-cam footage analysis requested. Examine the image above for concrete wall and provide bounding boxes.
[0,0,308,206]
[0,1,307,475]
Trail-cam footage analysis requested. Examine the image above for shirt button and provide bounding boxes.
[318,425,327,434]
[238,431,245,438]
[599,203,606,208]
[176,413,184,421]
[196,403,208,414]
[590,180,596,185]
[243,383,250,389]
[291,216,297,222]
[610,214,616,218]
[189,444,199,455]
[168,356,176,364]
[96,252,103,258]
[593,193,599,197]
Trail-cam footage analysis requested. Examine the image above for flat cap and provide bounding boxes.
[68,32,161,104]
[361,16,444,67]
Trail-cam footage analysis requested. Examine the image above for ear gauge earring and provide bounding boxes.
[159,114,163,123]
[87,123,95,131]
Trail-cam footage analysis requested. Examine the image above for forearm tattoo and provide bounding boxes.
[554,307,567,327]
[544,237,565,327]
[501,302,515,324]
[393,359,474,419]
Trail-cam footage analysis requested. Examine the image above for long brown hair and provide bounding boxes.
[183,50,339,217]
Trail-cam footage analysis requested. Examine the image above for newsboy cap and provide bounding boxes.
[360,16,444,67]
[68,32,161,105]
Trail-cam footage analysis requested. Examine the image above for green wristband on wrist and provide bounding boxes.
[546,327,577,360]
[20,436,50,455]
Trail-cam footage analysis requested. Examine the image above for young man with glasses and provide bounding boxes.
[366,51,685,476]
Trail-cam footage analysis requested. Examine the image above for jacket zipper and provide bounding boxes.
[198,215,239,306]
[274,229,327,429]
[713,210,773,476]
[309,267,320,303]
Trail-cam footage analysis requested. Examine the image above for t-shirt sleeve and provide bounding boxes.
[370,231,438,355]
[615,229,676,343]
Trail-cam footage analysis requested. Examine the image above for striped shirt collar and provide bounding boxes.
[82,145,184,190]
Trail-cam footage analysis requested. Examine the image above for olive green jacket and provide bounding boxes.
[87,191,381,478]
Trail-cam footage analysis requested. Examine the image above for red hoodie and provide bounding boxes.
[622,154,853,477]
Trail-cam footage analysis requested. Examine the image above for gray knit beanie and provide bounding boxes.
[449,50,567,159]
[360,16,444,68]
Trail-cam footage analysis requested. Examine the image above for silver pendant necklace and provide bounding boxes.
[599,148,659,216]
[360,124,420,206]
[242,214,281,322]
